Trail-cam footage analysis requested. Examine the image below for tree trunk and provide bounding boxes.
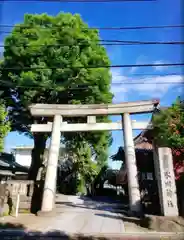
[29,133,47,213]
[28,133,47,181]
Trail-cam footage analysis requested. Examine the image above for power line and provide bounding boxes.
[0,24,183,31]
[0,41,183,47]
[0,72,182,77]
[0,73,183,90]
[0,81,183,92]
[112,81,183,85]
[0,81,89,90]
[0,63,183,70]
[111,72,183,77]
[0,0,156,3]
[1,71,180,77]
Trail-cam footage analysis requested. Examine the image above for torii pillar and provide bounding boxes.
[122,113,142,214]
[39,115,62,215]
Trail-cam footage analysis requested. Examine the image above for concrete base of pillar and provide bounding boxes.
[36,209,57,217]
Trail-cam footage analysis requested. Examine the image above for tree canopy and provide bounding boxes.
[153,97,184,149]
[1,12,113,180]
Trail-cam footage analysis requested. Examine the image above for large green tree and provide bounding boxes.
[152,97,184,148]
[0,101,11,152]
[1,13,113,180]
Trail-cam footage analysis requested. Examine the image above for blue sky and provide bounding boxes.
[0,0,183,169]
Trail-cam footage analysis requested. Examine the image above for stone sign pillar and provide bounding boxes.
[40,115,61,213]
[153,147,179,216]
[122,113,141,214]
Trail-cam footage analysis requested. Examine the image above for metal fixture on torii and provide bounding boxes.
[29,99,159,215]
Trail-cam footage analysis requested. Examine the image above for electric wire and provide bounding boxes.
[0,41,183,47]
[0,0,158,3]
[0,24,183,32]
[0,73,183,92]
[0,63,183,70]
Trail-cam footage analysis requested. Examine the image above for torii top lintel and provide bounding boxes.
[29,99,159,117]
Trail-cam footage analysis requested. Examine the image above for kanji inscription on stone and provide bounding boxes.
[167,200,174,208]
[166,189,173,198]
[163,154,169,169]
[165,180,172,188]
[164,171,171,180]
[155,147,179,216]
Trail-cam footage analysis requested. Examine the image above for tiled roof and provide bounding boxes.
[0,160,10,167]
[135,140,153,150]
[0,152,29,174]
[111,139,153,161]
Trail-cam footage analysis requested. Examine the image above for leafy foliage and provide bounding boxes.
[153,97,184,181]
[153,97,184,148]
[1,12,113,179]
[68,141,100,193]
[93,165,109,189]
[0,102,11,152]
[57,143,99,194]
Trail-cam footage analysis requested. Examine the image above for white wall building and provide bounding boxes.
[11,146,34,167]
[11,145,66,168]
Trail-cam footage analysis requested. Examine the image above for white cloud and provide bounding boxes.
[111,69,128,98]
[176,86,183,95]
[131,75,183,97]
[111,69,183,100]
[111,69,127,83]
[129,55,147,73]
[129,56,169,74]
[153,60,168,72]
[110,54,183,104]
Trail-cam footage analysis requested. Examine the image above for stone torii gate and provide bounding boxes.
[29,99,178,217]
[29,100,157,215]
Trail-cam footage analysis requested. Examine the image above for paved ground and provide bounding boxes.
[1,195,126,234]
[0,194,183,239]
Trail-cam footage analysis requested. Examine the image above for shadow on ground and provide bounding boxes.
[55,195,129,214]
[0,222,184,240]
[56,201,128,213]
[0,222,129,240]
[0,223,25,229]
[0,225,109,240]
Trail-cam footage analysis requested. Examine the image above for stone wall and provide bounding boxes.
[3,180,34,215]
